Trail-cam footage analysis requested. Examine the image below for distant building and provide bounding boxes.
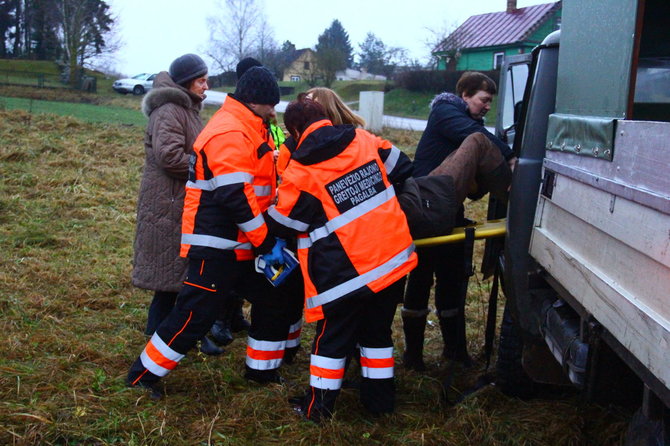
[336,68,386,82]
[434,0,561,71]
[282,48,318,82]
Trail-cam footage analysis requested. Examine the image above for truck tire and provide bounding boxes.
[496,300,535,398]
[623,407,667,446]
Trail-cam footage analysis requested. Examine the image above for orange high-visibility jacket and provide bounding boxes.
[180,95,276,261]
[266,119,417,322]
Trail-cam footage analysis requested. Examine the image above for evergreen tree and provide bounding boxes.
[31,0,60,60]
[0,0,114,77]
[315,19,353,86]
[358,32,386,75]
[358,32,408,78]
[54,0,114,84]
[262,40,296,81]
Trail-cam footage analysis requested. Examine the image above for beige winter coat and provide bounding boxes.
[132,71,204,292]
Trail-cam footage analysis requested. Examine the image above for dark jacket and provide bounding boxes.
[132,71,204,292]
[412,92,513,177]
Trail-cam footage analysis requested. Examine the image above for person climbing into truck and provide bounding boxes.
[401,71,516,371]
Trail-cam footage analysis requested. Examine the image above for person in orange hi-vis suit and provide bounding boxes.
[126,67,302,397]
[264,94,417,422]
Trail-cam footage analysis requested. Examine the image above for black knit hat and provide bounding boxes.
[234,66,280,106]
[169,53,208,86]
[236,57,262,80]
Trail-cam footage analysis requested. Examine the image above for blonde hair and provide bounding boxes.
[306,87,366,128]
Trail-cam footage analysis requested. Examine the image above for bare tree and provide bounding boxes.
[425,20,469,70]
[205,0,263,72]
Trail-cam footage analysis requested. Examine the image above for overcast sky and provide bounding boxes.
[104,0,553,76]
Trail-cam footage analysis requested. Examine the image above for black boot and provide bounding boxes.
[438,309,473,367]
[283,346,300,365]
[126,375,163,400]
[244,366,284,385]
[401,307,430,371]
[230,296,250,333]
[477,162,513,202]
[199,336,225,356]
[210,319,234,345]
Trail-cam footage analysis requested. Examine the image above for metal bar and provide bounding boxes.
[413,219,507,247]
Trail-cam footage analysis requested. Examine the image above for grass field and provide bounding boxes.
[0,96,147,126]
[0,104,632,445]
[0,59,62,74]
[0,59,117,95]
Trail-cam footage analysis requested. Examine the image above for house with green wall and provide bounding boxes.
[434,0,562,71]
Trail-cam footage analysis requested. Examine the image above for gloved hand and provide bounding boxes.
[261,238,286,266]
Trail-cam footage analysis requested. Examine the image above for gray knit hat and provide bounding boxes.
[169,53,208,86]
[234,66,280,106]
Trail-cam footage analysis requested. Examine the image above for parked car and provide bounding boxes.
[112,73,156,95]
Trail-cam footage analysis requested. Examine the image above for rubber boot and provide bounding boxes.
[244,366,284,385]
[210,319,234,345]
[401,307,430,371]
[199,335,225,356]
[438,309,473,367]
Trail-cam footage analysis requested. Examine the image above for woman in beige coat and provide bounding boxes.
[131,54,222,354]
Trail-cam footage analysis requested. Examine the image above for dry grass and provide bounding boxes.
[0,111,629,445]
[0,85,142,108]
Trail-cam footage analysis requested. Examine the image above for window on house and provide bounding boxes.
[304,61,310,70]
[290,75,301,82]
[494,52,505,69]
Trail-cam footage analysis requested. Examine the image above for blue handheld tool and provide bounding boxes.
[254,247,299,287]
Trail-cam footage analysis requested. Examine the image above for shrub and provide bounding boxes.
[396,69,500,94]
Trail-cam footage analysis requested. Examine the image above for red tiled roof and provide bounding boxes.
[436,1,560,52]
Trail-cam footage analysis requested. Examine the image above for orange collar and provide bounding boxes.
[224,95,268,135]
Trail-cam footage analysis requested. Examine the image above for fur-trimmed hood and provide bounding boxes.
[141,71,204,117]
[429,92,465,111]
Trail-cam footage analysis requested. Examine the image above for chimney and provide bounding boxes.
[507,0,517,12]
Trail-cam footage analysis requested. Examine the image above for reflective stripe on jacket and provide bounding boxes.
[265,119,417,322]
[180,95,276,261]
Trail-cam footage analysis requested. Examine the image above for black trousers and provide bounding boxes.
[302,279,404,421]
[144,291,178,336]
[128,258,300,386]
[404,242,467,315]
